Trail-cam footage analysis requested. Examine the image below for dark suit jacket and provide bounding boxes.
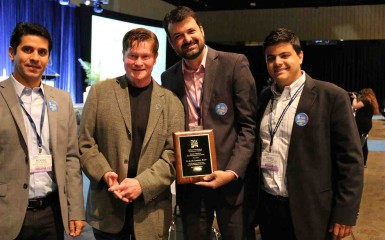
[0,78,85,240]
[256,74,364,240]
[161,47,257,205]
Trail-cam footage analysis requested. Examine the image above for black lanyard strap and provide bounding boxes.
[268,83,304,151]
[18,92,46,152]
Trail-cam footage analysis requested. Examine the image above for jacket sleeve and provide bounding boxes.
[225,54,258,178]
[65,93,86,221]
[331,89,364,225]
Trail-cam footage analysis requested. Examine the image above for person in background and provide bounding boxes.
[0,22,85,240]
[256,27,364,240]
[162,6,257,240]
[351,88,380,167]
[78,28,184,240]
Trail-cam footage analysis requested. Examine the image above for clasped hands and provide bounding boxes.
[103,171,142,203]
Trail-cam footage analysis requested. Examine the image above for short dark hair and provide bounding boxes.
[9,22,53,55]
[163,6,202,37]
[122,28,159,56]
[263,28,302,54]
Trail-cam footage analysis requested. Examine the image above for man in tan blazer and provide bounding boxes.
[0,22,85,240]
[79,28,184,239]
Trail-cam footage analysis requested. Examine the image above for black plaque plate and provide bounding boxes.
[173,129,217,184]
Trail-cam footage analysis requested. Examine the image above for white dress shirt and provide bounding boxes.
[260,72,306,197]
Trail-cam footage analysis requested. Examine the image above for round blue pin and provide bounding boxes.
[215,103,228,116]
[295,112,308,126]
[48,100,58,112]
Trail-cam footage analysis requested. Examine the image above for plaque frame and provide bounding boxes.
[173,129,217,184]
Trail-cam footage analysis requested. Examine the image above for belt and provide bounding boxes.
[261,190,289,202]
[27,192,57,210]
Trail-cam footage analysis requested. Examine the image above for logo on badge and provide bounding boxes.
[295,113,308,126]
[48,100,58,112]
[215,103,228,116]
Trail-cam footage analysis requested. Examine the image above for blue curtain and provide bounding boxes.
[0,0,83,103]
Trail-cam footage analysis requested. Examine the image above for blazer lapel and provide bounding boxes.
[174,62,190,129]
[0,78,28,144]
[202,48,218,124]
[114,76,132,134]
[142,81,163,149]
[44,85,58,158]
[288,76,317,159]
[173,63,186,100]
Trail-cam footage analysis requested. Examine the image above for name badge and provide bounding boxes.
[30,154,53,173]
[261,152,280,172]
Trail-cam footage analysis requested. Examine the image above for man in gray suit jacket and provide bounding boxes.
[0,22,85,240]
[162,6,257,240]
[256,28,364,240]
[79,28,184,239]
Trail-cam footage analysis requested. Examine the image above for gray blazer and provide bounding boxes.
[256,75,364,240]
[79,76,184,238]
[0,77,85,240]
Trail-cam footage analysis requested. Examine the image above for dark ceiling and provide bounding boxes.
[162,0,385,11]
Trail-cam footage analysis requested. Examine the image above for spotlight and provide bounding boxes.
[93,3,103,13]
[83,0,91,5]
[58,0,70,5]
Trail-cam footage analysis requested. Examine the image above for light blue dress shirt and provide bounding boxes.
[12,76,57,199]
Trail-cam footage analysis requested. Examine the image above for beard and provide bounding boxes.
[178,39,205,60]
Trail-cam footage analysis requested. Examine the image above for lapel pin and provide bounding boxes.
[295,112,308,126]
[215,103,228,116]
[48,100,58,112]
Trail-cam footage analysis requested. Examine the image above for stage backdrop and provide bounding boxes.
[0,0,82,103]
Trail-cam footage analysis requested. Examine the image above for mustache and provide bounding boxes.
[181,40,199,50]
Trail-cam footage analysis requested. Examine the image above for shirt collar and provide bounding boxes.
[182,45,208,74]
[271,71,306,99]
[11,74,45,98]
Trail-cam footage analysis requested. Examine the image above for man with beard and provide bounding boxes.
[161,6,257,240]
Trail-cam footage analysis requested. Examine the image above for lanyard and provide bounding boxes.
[185,86,203,125]
[268,83,304,151]
[18,93,46,153]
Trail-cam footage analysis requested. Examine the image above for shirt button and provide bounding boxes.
[23,184,28,189]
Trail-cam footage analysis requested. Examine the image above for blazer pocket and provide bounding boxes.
[0,183,7,197]
[317,188,331,193]
[317,188,333,212]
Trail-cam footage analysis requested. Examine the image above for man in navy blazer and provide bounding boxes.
[161,6,257,240]
[256,28,364,240]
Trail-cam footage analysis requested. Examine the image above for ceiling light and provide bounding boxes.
[58,0,70,5]
[93,2,103,13]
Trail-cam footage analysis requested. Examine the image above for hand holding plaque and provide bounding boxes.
[173,129,217,184]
